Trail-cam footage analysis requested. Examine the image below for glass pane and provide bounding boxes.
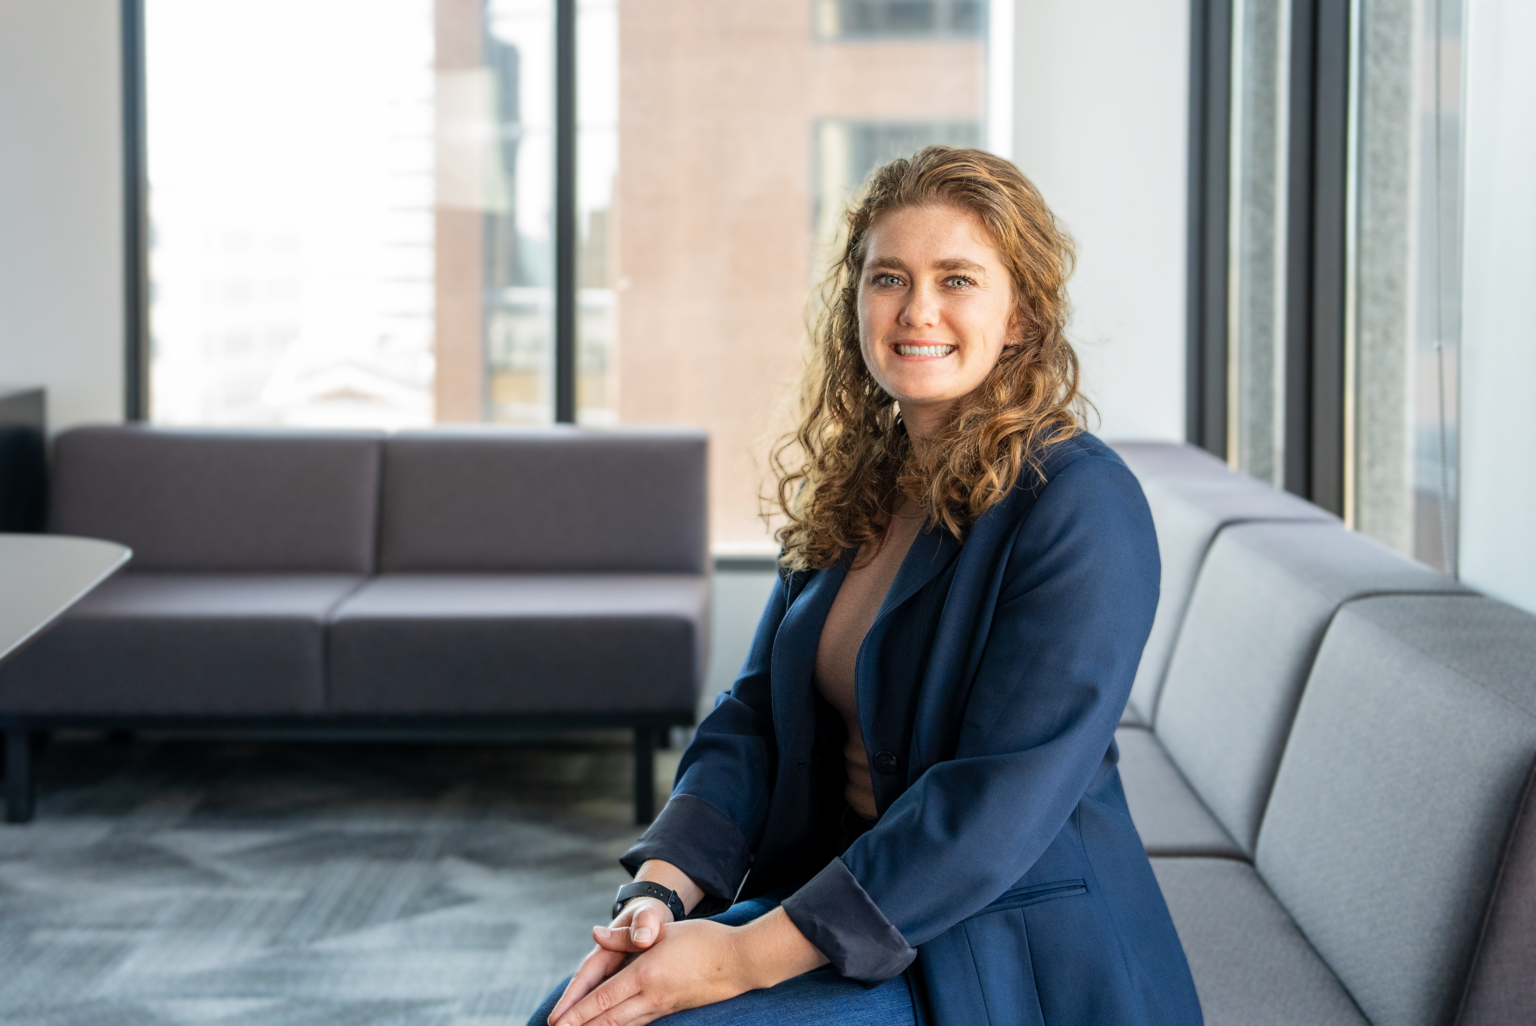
[1226,0,1291,487]
[577,0,619,426]
[594,1,988,551]
[1349,0,1462,570]
[145,0,555,428]
[482,0,556,425]
[814,0,987,40]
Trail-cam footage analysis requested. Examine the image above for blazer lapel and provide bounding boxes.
[874,524,962,627]
[769,562,846,756]
[855,526,963,798]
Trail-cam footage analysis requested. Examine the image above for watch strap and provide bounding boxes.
[613,880,687,921]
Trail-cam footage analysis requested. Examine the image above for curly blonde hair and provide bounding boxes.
[771,146,1086,571]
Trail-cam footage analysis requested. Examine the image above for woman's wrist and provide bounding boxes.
[634,859,705,916]
[731,906,829,991]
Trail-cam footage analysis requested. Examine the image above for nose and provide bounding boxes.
[899,281,941,329]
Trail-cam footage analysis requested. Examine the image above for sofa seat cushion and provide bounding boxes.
[1152,858,1368,1026]
[326,574,708,716]
[0,573,365,716]
[1116,726,1243,858]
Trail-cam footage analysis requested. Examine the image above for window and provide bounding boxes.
[139,0,989,550]
[1225,0,1292,488]
[1189,0,1465,571]
[814,0,987,39]
[146,0,552,430]
[1348,0,1463,571]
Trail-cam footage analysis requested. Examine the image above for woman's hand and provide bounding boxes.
[549,907,828,1026]
[549,860,705,1023]
[548,896,674,1025]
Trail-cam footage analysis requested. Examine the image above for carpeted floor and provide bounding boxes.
[0,735,668,1026]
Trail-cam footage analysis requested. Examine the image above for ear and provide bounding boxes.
[1003,309,1029,348]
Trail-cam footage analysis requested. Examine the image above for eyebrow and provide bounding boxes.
[866,256,988,275]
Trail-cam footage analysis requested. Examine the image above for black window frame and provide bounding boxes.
[1185,0,1351,516]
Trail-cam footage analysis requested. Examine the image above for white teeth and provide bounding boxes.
[896,344,955,357]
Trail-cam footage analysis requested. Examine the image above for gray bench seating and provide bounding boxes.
[1108,441,1536,1025]
[0,425,710,824]
[1120,462,1337,727]
[1123,520,1470,858]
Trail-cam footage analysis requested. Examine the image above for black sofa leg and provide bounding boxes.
[634,727,656,825]
[5,729,34,824]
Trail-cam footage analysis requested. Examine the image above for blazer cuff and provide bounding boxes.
[781,857,917,982]
[619,793,751,900]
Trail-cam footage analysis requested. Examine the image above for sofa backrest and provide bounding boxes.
[1124,474,1336,723]
[1154,521,1466,855]
[378,427,708,574]
[1255,595,1536,1026]
[1109,440,1234,482]
[49,426,383,573]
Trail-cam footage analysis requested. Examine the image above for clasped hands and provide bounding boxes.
[547,871,827,1026]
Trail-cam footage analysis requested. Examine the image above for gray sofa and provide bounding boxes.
[0,425,710,824]
[1111,441,1535,1025]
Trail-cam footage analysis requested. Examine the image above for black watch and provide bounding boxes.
[613,880,687,921]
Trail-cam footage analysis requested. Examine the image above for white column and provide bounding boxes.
[0,0,126,431]
[1459,0,1536,613]
[1011,0,1190,441]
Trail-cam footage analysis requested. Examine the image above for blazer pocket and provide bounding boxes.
[979,879,1087,915]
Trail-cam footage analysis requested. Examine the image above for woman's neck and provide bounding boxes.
[900,404,949,443]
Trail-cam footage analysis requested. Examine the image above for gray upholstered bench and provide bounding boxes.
[0,425,709,824]
[1111,441,1536,1025]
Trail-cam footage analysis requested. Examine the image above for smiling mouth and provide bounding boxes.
[894,343,957,358]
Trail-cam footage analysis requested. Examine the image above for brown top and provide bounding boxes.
[813,499,926,820]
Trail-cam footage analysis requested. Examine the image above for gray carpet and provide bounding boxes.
[0,735,665,1025]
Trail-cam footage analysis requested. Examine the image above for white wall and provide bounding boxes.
[1009,0,1189,441]
[0,0,126,431]
[1458,0,1536,615]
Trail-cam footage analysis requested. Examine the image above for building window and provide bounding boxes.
[814,0,987,39]
[142,0,988,550]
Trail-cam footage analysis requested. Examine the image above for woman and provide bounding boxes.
[531,147,1202,1026]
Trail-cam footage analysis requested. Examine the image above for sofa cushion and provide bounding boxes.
[1115,726,1242,859]
[48,426,383,573]
[1151,857,1368,1026]
[1155,522,1466,855]
[1108,440,1234,483]
[377,429,708,574]
[327,574,708,715]
[1459,759,1536,1026]
[1256,595,1536,1026]
[0,573,364,715]
[1123,475,1335,725]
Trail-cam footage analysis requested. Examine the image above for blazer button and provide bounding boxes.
[873,751,899,775]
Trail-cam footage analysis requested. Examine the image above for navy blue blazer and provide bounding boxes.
[623,433,1202,1026]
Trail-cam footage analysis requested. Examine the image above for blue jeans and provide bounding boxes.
[526,897,916,1026]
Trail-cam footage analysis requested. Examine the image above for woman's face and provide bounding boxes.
[857,203,1017,438]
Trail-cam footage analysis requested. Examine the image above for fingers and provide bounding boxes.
[592,925,636,953]
[592,902,669,953]
[552,970,647,1026]
[630,902,667,947]
[560,993,660,1026]
[549,947,625,1024]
